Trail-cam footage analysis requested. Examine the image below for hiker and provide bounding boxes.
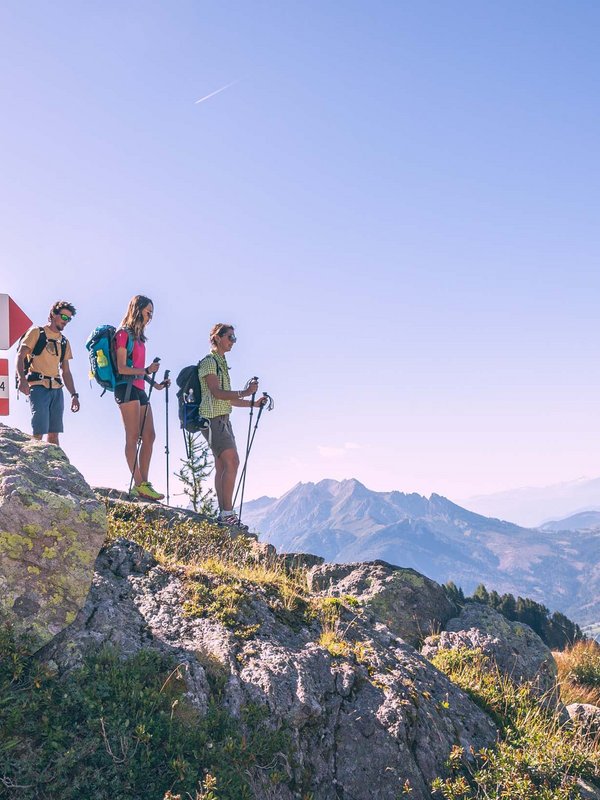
[198,323,267,529]
[115,295,170,501]
[16,300,80,446]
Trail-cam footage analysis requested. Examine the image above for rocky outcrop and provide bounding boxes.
[0,424,106,649]
[421,602,557,699]
[44,539,497,800]
[566,703,600,736]
[307,560,457,647]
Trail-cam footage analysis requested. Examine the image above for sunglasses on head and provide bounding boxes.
[57,313,72,322]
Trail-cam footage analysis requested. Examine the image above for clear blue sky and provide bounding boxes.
[2,1,599,507]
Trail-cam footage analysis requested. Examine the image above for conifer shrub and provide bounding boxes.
[449,583,584,651]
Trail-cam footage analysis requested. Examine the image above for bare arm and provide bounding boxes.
[231,396,266,408]
[60,360,77,395]
[60,361,80,411]
[116,347,158,377]
[205,374,259,405]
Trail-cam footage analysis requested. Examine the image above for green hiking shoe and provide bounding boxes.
[129,485,140,499]
[137,481,165,501]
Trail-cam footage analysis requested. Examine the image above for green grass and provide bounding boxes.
[0,621,290,800]
[429,647,600,799]
[106,502,255,567]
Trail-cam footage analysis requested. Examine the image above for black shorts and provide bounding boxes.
[114,384,149,406]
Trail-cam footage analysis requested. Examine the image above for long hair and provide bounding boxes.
[119,295,153,343]
[209,323,234,348]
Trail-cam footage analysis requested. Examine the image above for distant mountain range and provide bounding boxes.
[243,479,600,628]
[461,476,600,528]
[541,510,600,532]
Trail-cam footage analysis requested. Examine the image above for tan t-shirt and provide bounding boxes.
[20,325,73,389]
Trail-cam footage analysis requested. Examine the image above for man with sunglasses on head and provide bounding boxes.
[16,300,80,446]
[198,323,267,530]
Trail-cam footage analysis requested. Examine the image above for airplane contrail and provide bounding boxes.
[194,81,238,105]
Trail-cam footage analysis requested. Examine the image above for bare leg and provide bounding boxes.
[137,404,156,483]
[214,447,239,511]
[118,400,143,486]
[47,433,60,445]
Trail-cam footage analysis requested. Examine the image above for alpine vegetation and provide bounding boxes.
[0,424,598,799]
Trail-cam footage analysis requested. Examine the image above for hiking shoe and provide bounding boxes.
[218,513,249,532]
[129,485,140,499]
[137,481,165,501]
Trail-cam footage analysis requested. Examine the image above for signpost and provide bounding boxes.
[0,294,33,416]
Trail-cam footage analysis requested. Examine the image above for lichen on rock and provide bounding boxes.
[0,424,107,649]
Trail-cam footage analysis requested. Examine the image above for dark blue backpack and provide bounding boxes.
[176,356,219,432]
[85,325,134,395]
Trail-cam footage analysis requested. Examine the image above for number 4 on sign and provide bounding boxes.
[0,359,8,416]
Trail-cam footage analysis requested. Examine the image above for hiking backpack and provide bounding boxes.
[175,356,219,432]
[16,327,68,388]
[85,325,134,394]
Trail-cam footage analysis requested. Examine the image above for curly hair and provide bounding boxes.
[49,300,77,321]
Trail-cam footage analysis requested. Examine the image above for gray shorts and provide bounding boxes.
[30,386,65,435]
[202,415,237,458]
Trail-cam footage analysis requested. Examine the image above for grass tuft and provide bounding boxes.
[555,640,600,706]
[429,647,600,799]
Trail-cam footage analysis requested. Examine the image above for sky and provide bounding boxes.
[1,0,600,510]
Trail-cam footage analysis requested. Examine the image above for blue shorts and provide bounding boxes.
[30,386,65,435]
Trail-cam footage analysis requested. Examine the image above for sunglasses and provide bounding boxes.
[227,334,237,342]
[57,313,72,322]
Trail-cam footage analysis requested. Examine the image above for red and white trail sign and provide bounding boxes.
[0,294,32,415]
[0,294,33,350]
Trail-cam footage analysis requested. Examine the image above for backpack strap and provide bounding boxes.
[30,327,46,357]
[30,329,67,361]
[212,354,222,387]
[114,327,136,402]
[24,328,66,387]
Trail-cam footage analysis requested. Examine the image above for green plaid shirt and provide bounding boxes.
[198,351,231,418]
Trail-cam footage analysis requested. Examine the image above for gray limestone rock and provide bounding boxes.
[422,602,557,699]
[44,539,498,800]
[0,424,107,649]
[307,560,458,646]
[566,702,600,736]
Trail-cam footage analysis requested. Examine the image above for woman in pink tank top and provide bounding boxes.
[115,294,170,501]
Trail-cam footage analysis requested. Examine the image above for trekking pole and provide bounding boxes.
[233,392,274,521]
[163,369,170,506]
[128,357,160,496]
[236,377,257,519]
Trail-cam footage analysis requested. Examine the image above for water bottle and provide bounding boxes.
[97,348,108,368]
[188,388,195,404]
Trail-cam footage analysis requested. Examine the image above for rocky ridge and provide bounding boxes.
[0,424,598,799]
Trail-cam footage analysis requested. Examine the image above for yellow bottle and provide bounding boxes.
[97,349,109,368]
